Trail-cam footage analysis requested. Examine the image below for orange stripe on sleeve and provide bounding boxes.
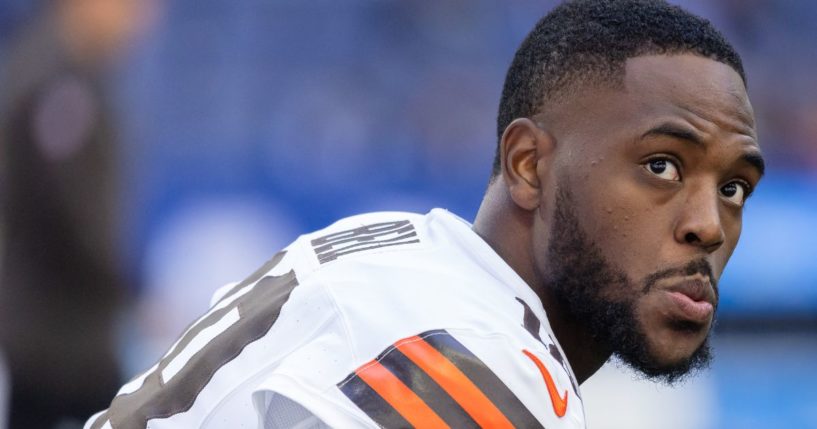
[395,336,515,429]
[355,360,450,429]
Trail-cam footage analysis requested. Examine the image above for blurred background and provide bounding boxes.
[0,0,814,428]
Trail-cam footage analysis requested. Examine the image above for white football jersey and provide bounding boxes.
[86,209,585,429]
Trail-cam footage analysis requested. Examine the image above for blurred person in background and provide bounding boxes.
[0,0,156,427]
[0,352,7,429]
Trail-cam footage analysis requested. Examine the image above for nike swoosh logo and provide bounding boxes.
[523,349,568,418]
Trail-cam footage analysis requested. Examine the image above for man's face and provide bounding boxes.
[535,54,764,381]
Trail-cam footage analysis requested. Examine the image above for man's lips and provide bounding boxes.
[664,276,716,305]
[660,275,716,324]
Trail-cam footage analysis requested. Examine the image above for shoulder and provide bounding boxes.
[227,210,585,427]
[233,209,481,302]
[297,210,437,269]
[256,328,586,429]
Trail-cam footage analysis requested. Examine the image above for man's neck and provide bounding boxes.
[535,290,610,384]
[473,184,610,384]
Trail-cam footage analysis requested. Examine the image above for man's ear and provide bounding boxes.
[499,118,557,211]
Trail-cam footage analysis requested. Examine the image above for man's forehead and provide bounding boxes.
[622,54,756,138]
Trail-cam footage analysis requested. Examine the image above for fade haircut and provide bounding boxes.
[492,0,745,177]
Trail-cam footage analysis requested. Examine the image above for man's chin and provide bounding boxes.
[615,334,713,385]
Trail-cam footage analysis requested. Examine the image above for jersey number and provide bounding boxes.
[91,251,298,429]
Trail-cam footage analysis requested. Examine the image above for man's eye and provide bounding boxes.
[720,181,748,206]
[643,158,680,181]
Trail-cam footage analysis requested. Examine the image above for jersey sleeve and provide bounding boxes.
[83,249,343,429]
[253,328,586,429]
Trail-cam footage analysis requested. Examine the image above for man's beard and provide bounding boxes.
[546,187,715,384]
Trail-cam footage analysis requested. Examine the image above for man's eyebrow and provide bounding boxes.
[742,151,766,178]
[643,123,765,177]
[641,123,703,146]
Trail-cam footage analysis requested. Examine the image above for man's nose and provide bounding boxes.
[673,184,725,253]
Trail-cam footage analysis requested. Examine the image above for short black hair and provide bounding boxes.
[493,0,745,177]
